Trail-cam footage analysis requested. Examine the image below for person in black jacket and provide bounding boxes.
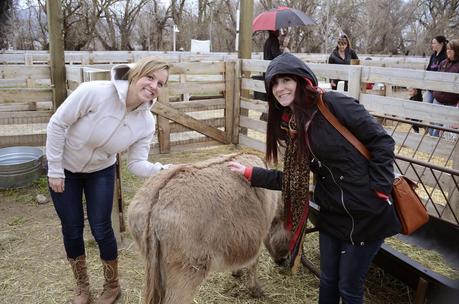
[407,87,423,133]
[229,53,400,304]
[328,34,358,91]
[424,35,448,103]
[263,30,281,61]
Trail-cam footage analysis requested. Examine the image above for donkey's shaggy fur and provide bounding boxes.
[127,153,289,304]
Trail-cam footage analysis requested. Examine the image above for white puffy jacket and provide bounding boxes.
[46,64,165,179]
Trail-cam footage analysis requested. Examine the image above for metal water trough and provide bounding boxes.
[0,146,45,189]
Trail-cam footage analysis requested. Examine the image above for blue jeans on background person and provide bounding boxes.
[50,164,117,261]
[319,232,383,304]
[428,98,443,137]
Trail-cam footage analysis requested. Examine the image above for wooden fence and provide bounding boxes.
[1,55,458,223]
[63,61,236,154]
[0,62,52,147]
[0,50,429,69]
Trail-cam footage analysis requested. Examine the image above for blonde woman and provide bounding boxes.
[46,57,170,304]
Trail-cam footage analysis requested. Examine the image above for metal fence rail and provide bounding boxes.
[375,114,459,226]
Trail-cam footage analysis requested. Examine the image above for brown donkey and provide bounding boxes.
[127,154,291,304]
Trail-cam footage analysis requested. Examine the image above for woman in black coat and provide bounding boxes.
[328,35,358,91]
[229,53,400,304]
[424,35,448,103]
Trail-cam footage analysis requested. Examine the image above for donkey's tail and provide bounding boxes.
[143,231,164,304]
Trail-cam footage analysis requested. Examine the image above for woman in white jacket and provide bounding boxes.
[46,57,169,304]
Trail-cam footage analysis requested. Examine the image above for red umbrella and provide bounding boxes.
[252,6,316,32]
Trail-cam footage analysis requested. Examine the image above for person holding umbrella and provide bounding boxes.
[254,6,316,120]
[264,30,282,61]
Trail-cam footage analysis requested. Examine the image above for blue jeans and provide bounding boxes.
[50,164,117,260]
[428,98,443,137]
[319,232,383,304]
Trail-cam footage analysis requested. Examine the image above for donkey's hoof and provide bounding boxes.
[231,269,243,278]
[248,285,265,298]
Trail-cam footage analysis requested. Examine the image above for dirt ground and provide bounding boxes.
[0,145,414,304]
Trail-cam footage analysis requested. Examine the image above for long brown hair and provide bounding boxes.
[265,74,319,165]
[447,39,459,61]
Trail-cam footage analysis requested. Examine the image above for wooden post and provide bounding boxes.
[386,84,393,97]
[414,277,428,304]
[111,155,125,247]
[157,87,171,153]
[232,60,242,144]
[348,65,362,100]
[25,53,33,65]
[25,53,34,88]
[46,0,67,110]
[238,0,253,136]
[238,0,253,60]
[179,55,190,101]
[225,61,236,144]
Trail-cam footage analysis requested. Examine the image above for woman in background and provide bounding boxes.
[432,39,459,106]
[424,35,448,103]
[431,39,459,137]
[328,34,358,91]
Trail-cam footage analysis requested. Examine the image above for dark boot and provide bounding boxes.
[68,255,90,304]
[96,259,121,304]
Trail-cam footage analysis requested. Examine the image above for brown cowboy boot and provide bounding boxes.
[96,259,121,304]
[68,255,90,304]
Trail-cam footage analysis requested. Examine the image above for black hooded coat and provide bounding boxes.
[251,53,401,244]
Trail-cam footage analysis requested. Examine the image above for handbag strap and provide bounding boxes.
[316,94,371,160]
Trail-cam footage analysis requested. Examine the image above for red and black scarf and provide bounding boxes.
[280,111,310,271]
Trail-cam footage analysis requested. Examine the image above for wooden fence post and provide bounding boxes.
[385,84,394,97]
[111,155,125,248]
[237,1,253,136]
[46,0,67,110]
[179,55,190,101]
[225,61,236,144]
[348,65,362,100]
[25,53,34,88]
[157,87,171,153]
[232,60,242,144]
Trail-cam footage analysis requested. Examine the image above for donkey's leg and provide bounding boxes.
[162,262,207,304]
[246,257,264,298]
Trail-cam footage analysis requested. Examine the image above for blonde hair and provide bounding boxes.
[128,57,170,84]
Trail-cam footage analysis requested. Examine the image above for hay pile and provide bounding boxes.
[385,237,459,280]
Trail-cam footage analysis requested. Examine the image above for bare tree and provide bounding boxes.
[0,0,13,49]
[418,0,459,47]
[94,0,149,50]
[4,0,457,53]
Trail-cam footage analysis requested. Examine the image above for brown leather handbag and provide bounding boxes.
[317,94,429,235]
